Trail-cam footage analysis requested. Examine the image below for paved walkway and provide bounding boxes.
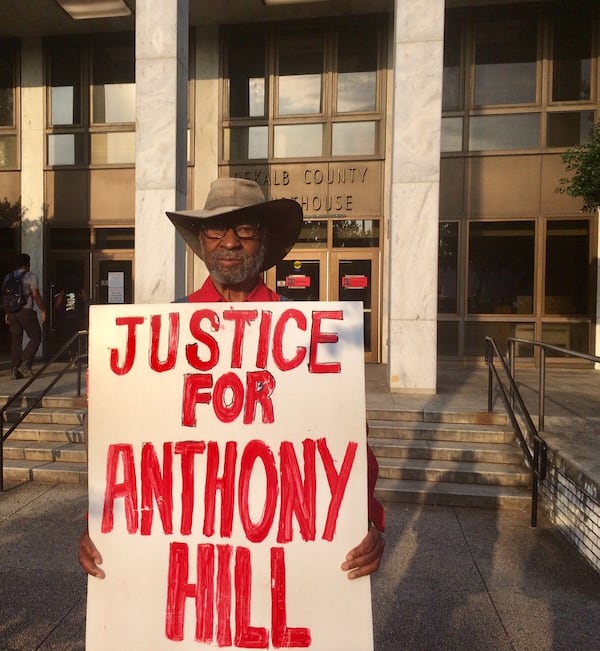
[0,362,599,649]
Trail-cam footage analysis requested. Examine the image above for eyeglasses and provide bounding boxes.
[200,222,261,240]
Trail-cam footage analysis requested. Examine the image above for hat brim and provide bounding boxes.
[166,199,303,271]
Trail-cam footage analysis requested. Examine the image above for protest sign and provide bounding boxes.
[86,301,372,650]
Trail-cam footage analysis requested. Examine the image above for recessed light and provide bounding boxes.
[55,0,132,20]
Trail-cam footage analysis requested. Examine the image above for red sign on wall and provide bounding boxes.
[342,275,368,289]
[286,274,312,288]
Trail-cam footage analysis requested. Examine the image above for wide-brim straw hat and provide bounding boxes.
[166,178,303,271]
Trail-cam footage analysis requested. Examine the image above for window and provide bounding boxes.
[438,222,458,314]
[0,41,17,168]
[222,18,384,163]
[46,34,135,168]
[277,30,324,116]
[474,15,537,106]
[544,220,589,315]
[468,221,534,315]
[469,114,540,151]
[552,8,592,102]
[227,27,267,118]
[337,23,378,113]
[547,111,594,147]
[91,35,135,124]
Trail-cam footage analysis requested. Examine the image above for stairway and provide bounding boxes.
[2,397,532,513]
[1,395,87,484]
[368,407,532,509]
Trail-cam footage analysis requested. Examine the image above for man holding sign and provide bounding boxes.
[79,178,384,649]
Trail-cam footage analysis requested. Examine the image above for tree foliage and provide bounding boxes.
[557,122,600,212]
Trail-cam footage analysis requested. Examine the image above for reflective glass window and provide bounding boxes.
[333,220,379,248]
[332,121,376,156]
[541,323,590,355]
[441,117,463,152]
[547,111,595,148]
[92,36,135,124]
[278,30,323,116]
[545,220,589,315]
[91,132,135,165]
[95,228,134,249]
[336,23,377,113]
[49,228,90,249]
[0,135,17,167]
[228,27,266,118]
[49,43,81,126]
[438,222,458,314]
[296,220,327,249]
[552,9,592,102]
[474,15,537,105]
[469,114,539,151]
[465,322,534,357]
[443,14,461,110]
[47,133,84,166]
[224,126,268,161]
[0,43,15,127]
[274,124,323,158]
[468,221,534,315]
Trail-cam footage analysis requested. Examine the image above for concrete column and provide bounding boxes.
[387,0,444,392]
[20,38,46,350]
[135,0,188,303]
[189,25,219,293]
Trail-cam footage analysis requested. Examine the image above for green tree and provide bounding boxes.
[557,122,600,212]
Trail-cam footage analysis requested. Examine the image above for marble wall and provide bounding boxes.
[134,0,189,303]
[387,0,444,392]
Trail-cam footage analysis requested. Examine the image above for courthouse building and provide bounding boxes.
[0,0,598,392]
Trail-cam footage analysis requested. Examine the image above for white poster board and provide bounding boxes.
[86,301,372,650]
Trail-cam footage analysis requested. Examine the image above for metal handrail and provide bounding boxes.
[485,336,547,527]
[507,337,600,433]
[0,330,88,491]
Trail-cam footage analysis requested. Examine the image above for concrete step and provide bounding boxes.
[367,408,508,426]
[4,422,85,444]
[4,406,85,426]
[374,477,531,510]
[3,440,86,463]
[368,419,515,443]
[2,458,87,484]
[369,437,524,464]
[377,457,531,487]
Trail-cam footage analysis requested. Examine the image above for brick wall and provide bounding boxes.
[539,448,600,574]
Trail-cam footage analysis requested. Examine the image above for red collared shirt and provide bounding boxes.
[186,277,281,303]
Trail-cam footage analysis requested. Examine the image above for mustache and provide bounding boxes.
[214,251,247,261]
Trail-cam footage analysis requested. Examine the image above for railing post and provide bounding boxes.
[508,339,516,410]
[485,338,493,412]
[539,347,546,433]
[0,412,4,492]
[531,438,539,527]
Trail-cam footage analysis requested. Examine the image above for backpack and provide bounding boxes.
[1,272,27,314]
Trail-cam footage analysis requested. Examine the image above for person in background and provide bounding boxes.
[78,177,385,580]
[2,253,47,379]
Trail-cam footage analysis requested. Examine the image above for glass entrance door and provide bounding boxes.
[47,252,90,356]
[271,251,327,302]
[331,252,379,362]
[267,250,379,362]
[93,253,134,305]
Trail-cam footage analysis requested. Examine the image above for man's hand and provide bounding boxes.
[78,528,105,579]
[341,525,385,580]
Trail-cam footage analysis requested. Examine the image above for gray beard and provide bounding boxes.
[201,239,267,287]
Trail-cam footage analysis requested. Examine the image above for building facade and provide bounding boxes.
[0,0,597,391]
